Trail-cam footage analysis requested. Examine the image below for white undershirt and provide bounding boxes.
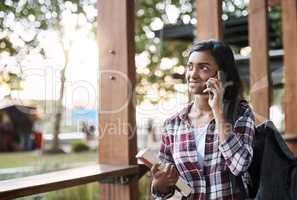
[193,123,208,167]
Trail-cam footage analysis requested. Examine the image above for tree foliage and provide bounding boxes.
[134,0,282,104]
[0,0,96,98]
[135,0,194,104]
[0,0,282,105]
[0,0,97,152]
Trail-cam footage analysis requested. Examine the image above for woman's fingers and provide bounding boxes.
[206,78,225,101]
[154,170,164,178]
[152,163,178,175]
[154,164,178,178]
[167,165,178,182]
[151,163,160,174]
[172,165,179,177]
[164,163,171,176]
[203,87,216,95]
[166,165,178,186]
[169,165,178,177]
[203,88,211,93]
[168,165,174,175]
[207,78,220,91]
[152,163,171,178]
[152,164,179,189]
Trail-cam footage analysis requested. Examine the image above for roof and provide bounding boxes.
[0,99,36,110]
[155,16,280,48]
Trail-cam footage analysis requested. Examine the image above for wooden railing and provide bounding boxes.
[0,164,141,200]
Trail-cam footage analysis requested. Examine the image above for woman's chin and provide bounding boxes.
[189,88,208,96]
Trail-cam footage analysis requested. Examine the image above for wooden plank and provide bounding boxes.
[281,0,297,156]
[196,0,223,40]
[0,164,139,200]
[98,0,136,167]
[248,0,271,124]
[268,0,280,7]
[284,136,297,156]
[97,0,138,199]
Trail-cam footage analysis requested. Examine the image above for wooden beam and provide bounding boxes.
[248,0,271,124]
[268,0,280,7]
[98,0,138,199]
[284,136,297,156]
[281,0,297,156]
[196,0,223,40]
[0,164,139,200]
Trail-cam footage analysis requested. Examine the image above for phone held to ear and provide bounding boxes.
[204,70,222,97]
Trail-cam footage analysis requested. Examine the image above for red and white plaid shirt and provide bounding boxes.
[157,100,255,200]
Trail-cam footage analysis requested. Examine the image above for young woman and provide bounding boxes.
[151,40,255,200]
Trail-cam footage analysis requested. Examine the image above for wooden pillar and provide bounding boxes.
[248,0,271,124]
[97,0,138,199]
[268,0,280,7]
[196,0,223,40]
[281,0,297,156]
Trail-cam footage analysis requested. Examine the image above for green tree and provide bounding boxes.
[134,0,282,105]
[135,0,194,104]
[1,0,282,106]
[0,0,282,151]
[0,0,97,153]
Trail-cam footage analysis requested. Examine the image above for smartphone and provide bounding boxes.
[205,70,223,97]
[217,70,223,82]
[206,70,222,87]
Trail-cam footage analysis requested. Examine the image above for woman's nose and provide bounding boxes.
[190,68,201,79]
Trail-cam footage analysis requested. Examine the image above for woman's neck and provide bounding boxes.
[192,95,212,115]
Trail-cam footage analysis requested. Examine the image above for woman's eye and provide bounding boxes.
[187,64,193,70]
[200,65,209,71]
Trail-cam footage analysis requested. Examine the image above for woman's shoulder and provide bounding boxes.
[162,111,182,128]
[162,102,192,129]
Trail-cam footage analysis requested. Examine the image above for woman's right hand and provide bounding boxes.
[151,163,179,194]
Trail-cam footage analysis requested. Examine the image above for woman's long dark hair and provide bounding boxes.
[187,39,244,124]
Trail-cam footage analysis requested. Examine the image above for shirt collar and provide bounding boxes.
[178,101,216,131]
[178,101,194,121]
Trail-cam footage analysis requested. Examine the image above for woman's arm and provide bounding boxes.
[151,121,178,199]
[204,76,255,176]
[217,105,255,176]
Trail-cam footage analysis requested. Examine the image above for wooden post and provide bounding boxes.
[196,0,223,40]
[281,0,297,156]
[194,0,223,102]
[268,0,280,7]
[248,0,271,124]
[98,0,138,199]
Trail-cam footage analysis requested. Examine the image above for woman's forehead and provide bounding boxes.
[188,51,215,63]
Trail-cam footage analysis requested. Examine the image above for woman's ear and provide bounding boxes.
[211,70,219,79]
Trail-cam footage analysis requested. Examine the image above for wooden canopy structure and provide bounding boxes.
[98,0,297,199]
[0,0,296,199]
[154,16,281,49]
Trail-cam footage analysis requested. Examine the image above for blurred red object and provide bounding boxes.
[33,131,43,149]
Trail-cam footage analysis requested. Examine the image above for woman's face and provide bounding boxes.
[185,50,219,95]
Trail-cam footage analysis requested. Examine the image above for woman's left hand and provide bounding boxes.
[203,77,233,141]
[203,77,224,115]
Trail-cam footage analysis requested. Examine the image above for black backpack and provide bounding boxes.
[236,120,297,200]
